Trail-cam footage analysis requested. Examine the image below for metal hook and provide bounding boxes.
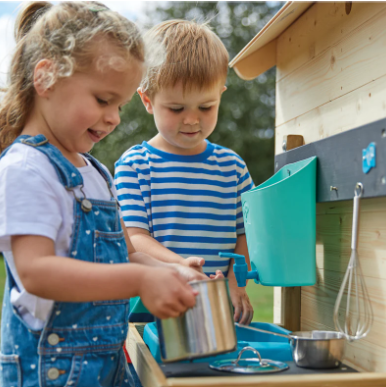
[355,182,364,198]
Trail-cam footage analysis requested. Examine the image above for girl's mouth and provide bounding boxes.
[87,129,103,143]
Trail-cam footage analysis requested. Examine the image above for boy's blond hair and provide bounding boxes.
[142,20,229,98]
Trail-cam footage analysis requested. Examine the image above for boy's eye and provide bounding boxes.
[199,106,212,111]
[170,107,184,113]
[96,97,108,105]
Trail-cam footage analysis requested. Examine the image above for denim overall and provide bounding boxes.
[0,135,134,387]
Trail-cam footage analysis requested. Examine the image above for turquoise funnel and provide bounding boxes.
[224,156,317,287]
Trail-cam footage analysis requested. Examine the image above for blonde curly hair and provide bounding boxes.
[0,1,145,152]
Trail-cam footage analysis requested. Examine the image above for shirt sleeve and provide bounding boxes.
[0,160,63,251]
[114,159,150,232]
[236,164,254,235]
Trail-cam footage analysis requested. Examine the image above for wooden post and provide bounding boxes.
[278,135,304,332]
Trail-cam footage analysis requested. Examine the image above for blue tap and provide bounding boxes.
[219,252,259,287]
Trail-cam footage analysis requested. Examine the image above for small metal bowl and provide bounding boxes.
[290,331,346,369]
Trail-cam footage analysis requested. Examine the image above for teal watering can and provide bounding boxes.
[221,156,317,287]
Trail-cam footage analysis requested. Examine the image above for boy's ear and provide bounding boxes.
[34,59,55,97]
[137,88,154,114]
[221,86,227,94]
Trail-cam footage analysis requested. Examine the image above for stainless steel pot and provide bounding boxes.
[156,278,237,363]
[236,323,346,369]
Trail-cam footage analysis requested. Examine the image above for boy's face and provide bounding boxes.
[139,81,226,155]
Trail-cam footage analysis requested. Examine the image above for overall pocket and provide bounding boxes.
[0,354,22,387]
[93,230,130,306]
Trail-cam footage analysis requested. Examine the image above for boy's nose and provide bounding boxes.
[183,114,199,126]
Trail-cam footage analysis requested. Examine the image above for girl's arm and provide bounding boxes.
[12,234,146,302]
[11,229,198,318]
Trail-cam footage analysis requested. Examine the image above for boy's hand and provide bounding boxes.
[139,266,198,319]
[183,256,205,273]
[172,263,208,282]
[209,270,225,280]
[228,281,254,325]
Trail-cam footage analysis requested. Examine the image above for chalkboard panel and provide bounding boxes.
[274,118,386,202]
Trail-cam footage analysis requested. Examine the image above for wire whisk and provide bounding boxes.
[333,183,373,341]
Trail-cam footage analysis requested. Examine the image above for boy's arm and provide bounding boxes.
[227,234,254,325]
[123,221,206,281]
[127,227,205,272]
[114,159,204,272]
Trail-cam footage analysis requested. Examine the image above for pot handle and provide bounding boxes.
[234,346,268,367]
[235,322,292,340]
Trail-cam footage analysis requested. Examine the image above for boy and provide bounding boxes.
[115,20,254,325]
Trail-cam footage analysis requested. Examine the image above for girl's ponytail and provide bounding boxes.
[14,2,52,43]
[0,2,51,152]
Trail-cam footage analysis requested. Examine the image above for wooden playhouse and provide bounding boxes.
[128,2,386,385]
[230,0,386,377]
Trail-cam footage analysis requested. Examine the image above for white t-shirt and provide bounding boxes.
[0,143,118,330]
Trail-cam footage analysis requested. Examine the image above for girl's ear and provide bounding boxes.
[34,59,55,97]
[137,88,154,114]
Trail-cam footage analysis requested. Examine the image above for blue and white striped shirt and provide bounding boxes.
[114,140,254,276]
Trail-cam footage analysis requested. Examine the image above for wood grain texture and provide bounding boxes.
[277,2,386,82]
[127,323,167,387]
[276,4,386,127]
[273,2,386,373]
[230,2,312,70]
[281,286,301,331]
[275,73,386,155]
[301,199,386,372]
[233,39,276,81]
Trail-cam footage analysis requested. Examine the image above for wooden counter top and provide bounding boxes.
[126,323,386,387]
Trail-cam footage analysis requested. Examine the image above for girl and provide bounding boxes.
[0,2,206,386]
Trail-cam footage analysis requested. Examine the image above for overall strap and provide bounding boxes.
[9,134,83,189]
[83,152,113,188]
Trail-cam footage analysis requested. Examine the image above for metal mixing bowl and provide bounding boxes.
[290,330,346,368]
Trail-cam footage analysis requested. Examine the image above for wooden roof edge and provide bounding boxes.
[229,1,314,78]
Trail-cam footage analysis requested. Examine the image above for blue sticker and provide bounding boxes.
[362,142,376,174]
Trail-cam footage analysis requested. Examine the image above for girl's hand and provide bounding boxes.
[139,266,198,319]
[183,256,205,273]
[228,282,254,325]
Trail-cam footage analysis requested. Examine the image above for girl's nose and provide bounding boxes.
[105,108,121,130]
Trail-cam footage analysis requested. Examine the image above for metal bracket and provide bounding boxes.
[275,118,386,202]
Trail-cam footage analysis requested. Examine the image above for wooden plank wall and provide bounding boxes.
[275,2,386,372]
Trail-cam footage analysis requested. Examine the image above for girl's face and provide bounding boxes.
[32,51,143,165]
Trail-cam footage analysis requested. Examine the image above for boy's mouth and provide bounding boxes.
[87,129,104,143]
[180,131,200,137]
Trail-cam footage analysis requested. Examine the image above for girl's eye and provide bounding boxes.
[96,97,107,105]
[119,106,122,112]
[199,106,212,111]
[170,107,184,113]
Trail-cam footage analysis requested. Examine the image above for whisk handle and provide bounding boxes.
[351,183,363,250]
